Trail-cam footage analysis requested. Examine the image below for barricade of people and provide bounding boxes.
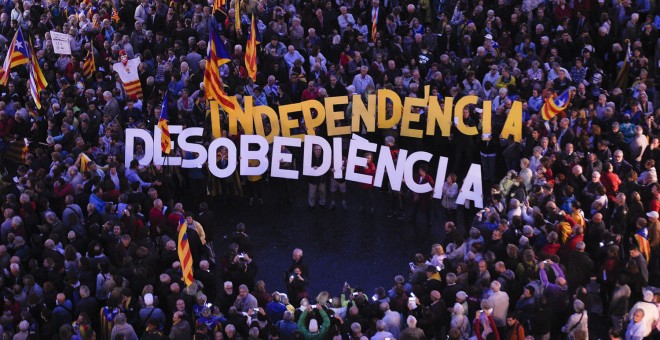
[0,0,659,338]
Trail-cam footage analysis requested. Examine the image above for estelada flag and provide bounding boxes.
[541,87,572,121]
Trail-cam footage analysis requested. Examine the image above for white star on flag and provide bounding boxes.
[14,41,22,50]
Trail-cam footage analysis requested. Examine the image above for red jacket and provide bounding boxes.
[0,117,15,138]
[601,172,621,200]
[475,314,500,340]
[414,173,435,199]
[149,207,166,235]
[356,161,376,189]
[541,243,561,256]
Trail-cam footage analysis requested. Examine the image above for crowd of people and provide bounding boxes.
[0,0,658,338]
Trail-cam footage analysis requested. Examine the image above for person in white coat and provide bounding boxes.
[563,299,588,340]
[626,309,647,340]
[628,290,659,338]
[486,280,509,331]
[450,303,470,339]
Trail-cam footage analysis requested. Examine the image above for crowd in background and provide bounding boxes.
[0,0,659,338]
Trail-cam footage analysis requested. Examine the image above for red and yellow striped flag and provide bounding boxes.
[177,215,194,286]
[28,44,47,109]
[371,7,378,42]
[111,8,120,22]
[83,48,96,78]
[213,0,225,12]
[541,88,571,121]
[205,29,237,112]
[158,94,171,154]
[0,28,29,85]
[234,0,240,32]
[245,14,257,81]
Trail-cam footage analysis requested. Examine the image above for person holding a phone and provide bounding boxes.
[286,266,309,307]
[474,300,499,340]
[297,304,330,340]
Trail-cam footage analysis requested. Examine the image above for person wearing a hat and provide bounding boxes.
[645,211,660,249]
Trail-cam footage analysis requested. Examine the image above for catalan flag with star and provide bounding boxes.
[541,87,573,121]
[0,28,30,85]
[177,215,194,286]
[204,28,236,111]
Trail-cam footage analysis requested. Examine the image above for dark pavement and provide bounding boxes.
[210,181,456,297]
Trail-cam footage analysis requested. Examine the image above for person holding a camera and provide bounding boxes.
[286,266,309,307]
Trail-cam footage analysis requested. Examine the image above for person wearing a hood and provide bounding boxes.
[451,302,471,339]
[454,291,469,316]
[297,304,330,340]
